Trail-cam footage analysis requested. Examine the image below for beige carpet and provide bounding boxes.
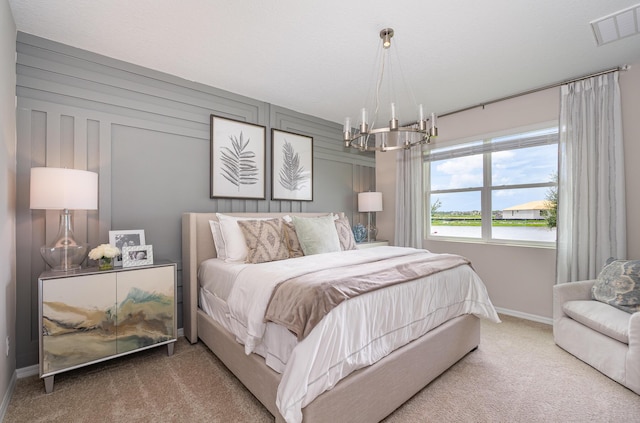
[4,315,640,422]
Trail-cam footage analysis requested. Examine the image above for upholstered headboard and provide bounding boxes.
[181,212,340,343]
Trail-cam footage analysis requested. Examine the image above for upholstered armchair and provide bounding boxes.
[553,279,640,395]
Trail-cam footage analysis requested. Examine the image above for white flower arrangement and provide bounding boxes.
[88,243,121,261]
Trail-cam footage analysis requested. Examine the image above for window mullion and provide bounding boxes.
[481,149,492,240]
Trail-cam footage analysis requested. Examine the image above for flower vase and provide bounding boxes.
[352,223,367,243]
[99,257,113,271]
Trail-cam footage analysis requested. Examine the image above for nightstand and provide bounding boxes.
[38,261,177,393]
[355,240,390,249]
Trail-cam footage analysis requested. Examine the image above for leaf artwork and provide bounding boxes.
[278,140,308,192]
[219,131,259,190]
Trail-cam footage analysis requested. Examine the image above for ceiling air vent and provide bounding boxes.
[591,4,640,46]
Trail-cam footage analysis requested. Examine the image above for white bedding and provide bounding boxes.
[199,286,298,371]
[199,246,500,423]
[198,258,244,301]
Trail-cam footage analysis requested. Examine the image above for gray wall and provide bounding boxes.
[1,0,17,411]
[15,32,375,368]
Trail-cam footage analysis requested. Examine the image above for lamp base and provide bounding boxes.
[365,210,378,242]
[40,244,89,272]
[366,225,378,242]
[40,209,90,272]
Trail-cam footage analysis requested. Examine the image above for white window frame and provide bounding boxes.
[425,122,558,248]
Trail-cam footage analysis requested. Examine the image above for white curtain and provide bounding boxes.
[556,71,626,284]
[394,144,424,248]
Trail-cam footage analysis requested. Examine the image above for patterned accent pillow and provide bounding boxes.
[592,258,640,314]
[282,221,304,258]
[334,217,357,251]
[237,219,289,264]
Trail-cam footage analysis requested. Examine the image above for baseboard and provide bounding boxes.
[0,370,17,422]
[16,364,38,378]
[494,307,552,326]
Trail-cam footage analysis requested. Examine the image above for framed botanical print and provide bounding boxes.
[210,114,266,199]
[271,129,313,201]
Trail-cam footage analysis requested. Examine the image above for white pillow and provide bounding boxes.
[216,213,271,263]
[208,220,227,260]
[292,215,341,255]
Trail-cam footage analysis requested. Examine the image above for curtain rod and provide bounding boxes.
[439,65,630,119]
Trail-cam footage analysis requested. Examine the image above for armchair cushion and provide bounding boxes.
[592,259,640,314]
[554,279,640,396]
[562,300,630,344]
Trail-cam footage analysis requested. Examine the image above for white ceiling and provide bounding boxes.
[8,0,640,126]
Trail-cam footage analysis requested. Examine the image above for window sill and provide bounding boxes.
[426,235,556,249]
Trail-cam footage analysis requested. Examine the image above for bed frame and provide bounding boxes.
[182,212,480,423]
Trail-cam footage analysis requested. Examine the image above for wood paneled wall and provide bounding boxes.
[15,32,374,368]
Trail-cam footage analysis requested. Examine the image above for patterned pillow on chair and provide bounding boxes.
[592,258,640,313]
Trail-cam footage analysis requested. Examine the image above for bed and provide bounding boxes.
[182,212,499,423]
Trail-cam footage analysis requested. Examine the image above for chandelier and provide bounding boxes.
[343,28,438,152]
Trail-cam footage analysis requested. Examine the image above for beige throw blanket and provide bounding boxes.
[264,252,471,341]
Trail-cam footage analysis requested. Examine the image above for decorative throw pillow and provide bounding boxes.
[237,219,289,264]
[334,216,357,251]
[282,221,304,258]
[291,215,341,256]
[592,258,640,314]
[216,213,272,263]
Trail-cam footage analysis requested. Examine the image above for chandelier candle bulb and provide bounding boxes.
[419,104,427,130]
[430,112,438,137]
[390,103,399,130]
[360,108,369,133]
[344,117,351,145]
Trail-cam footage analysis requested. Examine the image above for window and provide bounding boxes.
[427,126,558,245]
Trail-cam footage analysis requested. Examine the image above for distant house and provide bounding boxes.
[502,200,550,220]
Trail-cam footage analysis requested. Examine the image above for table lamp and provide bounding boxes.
[30,167,98,271]
[358,192,383,242]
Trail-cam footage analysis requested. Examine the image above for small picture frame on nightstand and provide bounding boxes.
[122,245,154,267]
[109,229,146,267]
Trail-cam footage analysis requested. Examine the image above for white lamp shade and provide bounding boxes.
[358,192,383,212]
[30,167,98,210]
